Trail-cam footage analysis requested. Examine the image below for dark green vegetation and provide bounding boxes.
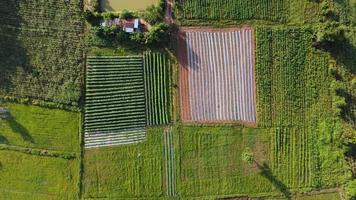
[144,52,171,125]
[85,56,146,133]
[176,0,355,25]
[176,0,288,22]
[0,102,79,152]
[0,0,84,106]
[256,27,351,192]
[82,127,164,199]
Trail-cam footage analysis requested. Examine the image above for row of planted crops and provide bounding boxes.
[84,53,171,148]
[177,0,288,22]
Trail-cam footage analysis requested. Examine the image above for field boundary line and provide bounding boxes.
[0,144,77,159]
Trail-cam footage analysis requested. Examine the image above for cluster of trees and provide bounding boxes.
[86,23,173,47]
[85,0,173,47]
[312,2,356,199]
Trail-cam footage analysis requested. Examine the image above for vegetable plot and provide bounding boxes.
[85,56,147,148]
[179,28,257,124]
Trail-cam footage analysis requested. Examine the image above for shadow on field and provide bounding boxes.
[99,0,115,12]
[255,162,292,199]
[0,1,31,95]
[5,118,34,143]
[0,134,8,144]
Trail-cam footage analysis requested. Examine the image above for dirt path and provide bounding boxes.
[165,0,173,24]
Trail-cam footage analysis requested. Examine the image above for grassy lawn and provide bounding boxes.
[83,127,164,199]
[0,150,79,200]
[100,0,159,11]
[0,102,79,152]
[176,126,274,197]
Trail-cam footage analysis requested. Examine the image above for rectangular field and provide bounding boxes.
[176,126,272,197]
[0,102,79,152]
[179,28,256,124]
[0,0,84,105]
[0,150,79,200]
[177,0,288,22]
[83,127,164,199]
[144,52,171,126]
[85,56,147,148]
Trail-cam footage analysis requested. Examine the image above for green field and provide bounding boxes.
[0,0,84,105]
[177,0,288,22]
[0,150,79,200]
[176,0,355,25]
[0,102,79,152]
[255,27,350,191]
[144,52,171,126]
[176,126,274,197]
[100,0,159,11]
[85,56,146,133]
[83,127,164,198]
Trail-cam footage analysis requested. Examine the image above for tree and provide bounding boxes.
[144,23,169,46]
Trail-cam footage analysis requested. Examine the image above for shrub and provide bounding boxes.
[346,179,356,200]
[144,23,169,46]
[120,9,135,19]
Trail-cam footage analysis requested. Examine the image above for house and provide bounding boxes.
[100,18,142,33]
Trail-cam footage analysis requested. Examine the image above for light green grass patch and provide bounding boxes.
[0,150,79,200]
[83,127,164,198]
[100,0,159,11]
[0,102,79,152]
[176,126,274,197]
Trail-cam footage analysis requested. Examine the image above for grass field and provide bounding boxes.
[83,127,164,198]
[0,102,79,152]
[176,126,274,197]
[100,0,159,11]
[0,150,79,200]
[0,0,84,105]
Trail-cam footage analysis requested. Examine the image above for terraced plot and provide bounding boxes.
[85,56,146,148]
[179,28,256,124]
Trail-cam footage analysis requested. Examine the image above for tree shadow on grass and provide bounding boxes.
[255,161,292,199]
[0,134,8,144]
[5,117,34,143]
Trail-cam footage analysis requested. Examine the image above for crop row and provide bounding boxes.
[144,52,171,126]
[85,56,147,138]
[255,27,329,127]
[177,0,288,22]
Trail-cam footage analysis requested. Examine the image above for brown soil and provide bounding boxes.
[178,29,191,121]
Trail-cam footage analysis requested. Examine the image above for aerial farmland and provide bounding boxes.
[0,0,355,200]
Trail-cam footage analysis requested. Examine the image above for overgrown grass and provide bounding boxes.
[82,127,165,198]
[0,102,79,152]
[0,150,79,200]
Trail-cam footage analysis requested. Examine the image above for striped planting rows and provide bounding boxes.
[143,52,171,126]
[163,126,176,196]
[179,28,256,123]
[85,56,146,148]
